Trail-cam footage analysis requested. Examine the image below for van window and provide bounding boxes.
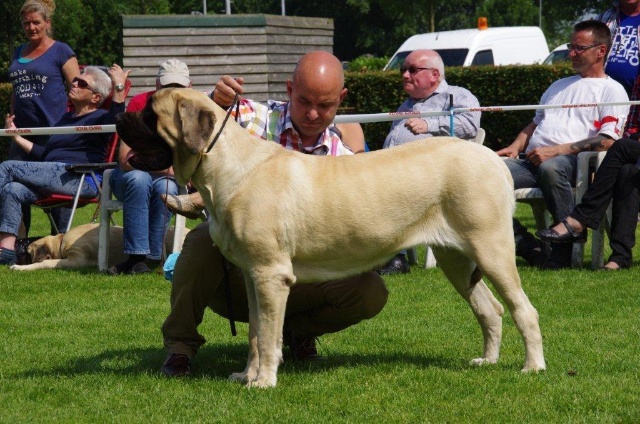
[471,50,494,66]
[435,49,468,67]
[386,52,411,70]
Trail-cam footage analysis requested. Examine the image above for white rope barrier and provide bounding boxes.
[2,100,640,136]
[332,100,640,124]
[0,124,116,137]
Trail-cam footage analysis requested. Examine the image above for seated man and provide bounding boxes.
[537,137,640,270]
[379,48,481,275]
[107,59,191,275]
[161,51,389,377]
[496,20,629,269]
[0,65,129,265]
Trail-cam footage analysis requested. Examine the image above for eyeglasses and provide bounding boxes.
[72,76,98,93]
[400,65,436,75]
[566,43,602,53]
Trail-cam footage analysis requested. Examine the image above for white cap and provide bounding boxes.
[157,59,190,87]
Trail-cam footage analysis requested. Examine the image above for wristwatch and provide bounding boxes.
[114,83,125,92]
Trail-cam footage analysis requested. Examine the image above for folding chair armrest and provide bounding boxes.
[64,162,117,173]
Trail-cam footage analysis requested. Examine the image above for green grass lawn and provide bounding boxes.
[1,205,639,422]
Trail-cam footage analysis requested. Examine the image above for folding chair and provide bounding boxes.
[31,79,132,234]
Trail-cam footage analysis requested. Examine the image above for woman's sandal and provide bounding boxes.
[536,219,587,244]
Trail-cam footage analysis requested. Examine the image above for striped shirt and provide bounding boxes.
[230,98,353,157]
[383,80,481,148]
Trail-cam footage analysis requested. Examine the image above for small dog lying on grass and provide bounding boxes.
[10,223,185,271]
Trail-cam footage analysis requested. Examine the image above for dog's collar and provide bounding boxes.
[205,93,240,154]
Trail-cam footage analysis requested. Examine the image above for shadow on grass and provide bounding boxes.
[13,343,459,381]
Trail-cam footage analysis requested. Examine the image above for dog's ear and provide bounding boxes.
[178,98,216,154]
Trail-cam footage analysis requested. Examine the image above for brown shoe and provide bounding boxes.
[162,353,192,377]
[161,194,205,220]
[282,325,322,361]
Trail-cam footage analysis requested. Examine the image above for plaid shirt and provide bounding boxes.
[597,3,640,136]
[229,98,353,156]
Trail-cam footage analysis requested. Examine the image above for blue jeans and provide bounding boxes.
[110,168,178,260]
[504,155,578,222]
[0,161,97,237]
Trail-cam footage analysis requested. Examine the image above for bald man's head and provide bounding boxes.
[287,51,348,141]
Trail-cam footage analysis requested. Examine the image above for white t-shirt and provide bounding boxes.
[526,75,629,153]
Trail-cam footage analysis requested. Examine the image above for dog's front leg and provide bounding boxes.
[247,269,292,388]
[229,270,260,384]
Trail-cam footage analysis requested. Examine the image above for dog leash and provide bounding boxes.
[205,93,240,154]
[222,256,237,336]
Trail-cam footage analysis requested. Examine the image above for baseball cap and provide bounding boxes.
[157,59,191,87]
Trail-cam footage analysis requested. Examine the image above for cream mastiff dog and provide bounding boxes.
[116,88,545,388]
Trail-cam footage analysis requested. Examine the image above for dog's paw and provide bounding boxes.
[9,264,27,271]
[521,361,546,373]
[246,374,277,389]
[229,371,250,384]
[469,357,498,367]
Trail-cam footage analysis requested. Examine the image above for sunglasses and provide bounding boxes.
[566,43,602,54]
[73,76,98,93]
[400,65,436,75]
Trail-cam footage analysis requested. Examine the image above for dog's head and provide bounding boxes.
[116,88,218,184]
[27,234,64,263]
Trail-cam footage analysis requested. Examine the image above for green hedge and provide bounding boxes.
[343,63,576,151]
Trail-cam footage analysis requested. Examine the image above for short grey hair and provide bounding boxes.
[82,66,112,107]
[423,52,445,82]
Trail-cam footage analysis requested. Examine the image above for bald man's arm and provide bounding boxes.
[336,122,366,153]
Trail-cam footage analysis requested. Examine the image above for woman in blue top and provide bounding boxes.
[8,0,81,235]
[0,65,130,265]
[8,0,80,160]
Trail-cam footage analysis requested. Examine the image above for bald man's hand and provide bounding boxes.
[213,76,245,107]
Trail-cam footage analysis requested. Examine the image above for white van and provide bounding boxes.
[384,23,549,70]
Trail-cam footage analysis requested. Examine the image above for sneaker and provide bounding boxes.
[107,261,151,276]
[376,254,410,275]
[0,248,17,266]
[282,325,322,361]
[162,353,191,377]
[539,243,572,270]
[515,232,548,267]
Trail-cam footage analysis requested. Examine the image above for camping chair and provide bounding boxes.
[31,79,132,234]
[407,128,486,268]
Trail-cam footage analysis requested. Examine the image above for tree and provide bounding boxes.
[0,0,621,78]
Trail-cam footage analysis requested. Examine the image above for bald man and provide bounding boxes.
[160,51,389,377]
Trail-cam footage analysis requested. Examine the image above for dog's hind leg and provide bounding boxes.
[433,247,505,366]
[472,241,546,373]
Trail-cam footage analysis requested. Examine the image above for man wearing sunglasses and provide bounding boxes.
[1,65,130,265]
[496,20,630,270]
[379,49,480,275]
